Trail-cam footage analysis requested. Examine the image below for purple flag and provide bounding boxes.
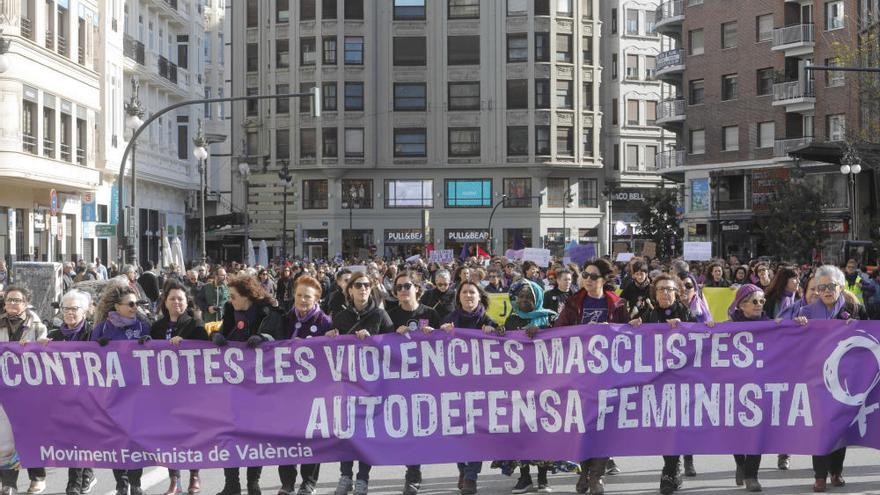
[2,321,880,469]
[459,243,469,260]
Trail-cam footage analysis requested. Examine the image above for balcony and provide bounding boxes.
[123,34,145,65]
[57,35,67,56]
[656,149,685,171]
[772,79,815,112]
[656,49,685,79]
[657,99,686,125]
[717,199,749,211]
[656,0,684,34]
[76,147,86,165]
[774,136,814,157]
[21,18,33,40]
[45,30,54,50]
[771,24,814,56]
[42,138,55,158]
[22,134,37,154]
[60,142,72,162]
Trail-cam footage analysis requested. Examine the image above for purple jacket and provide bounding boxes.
[90,318,151,341]
[283,305,334,339]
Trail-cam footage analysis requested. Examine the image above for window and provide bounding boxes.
[756,68,774,95]
[322,36,337,64]
[611,8,618,33]
[394,83,427,111]
[504,178,532,207]
[688,29,704,55]
[721,73,738,100]
[22,98,36,154]
[690,128,705,154]
[394,0,425,20]
[578,179,598,207]
[394,128,427,157]
[556,34,572,63]
[535,79,550,108]
[322,82,337,110]
[507,0,527,16]
[448,36,480,65]
[506,79,528,109]
[757,121,774,148]
[300,83,313,112]
[646,10,657,35]
[826,58,845,87]
[507,126,528,156]
[449,82,480,110]
[535,0,550,15]
[272,39,288,68]
[626,100,639,125]
[536,126,551,155]
[583,82,594,110]
[645,146,657,170]
[247,0,260,25]
[385,179,433,208]
[535,33,550,62]
[341,180,373,208]
[345,128,364,157]
[827,114,846,141]
[556,80,573,109]
[246,87,258,116]
[299,37,315,65]
[722,21,737,48]
[583,127,594,155]
[300,128,317,158]
[393,36,426,65]
[611,54,618,79]
[645,56,656,80]
[449,128,480,157]
[323,127,338,157]
[626,9,639,34]
[626,54,639,79]
[556,126,573,155]
[344,82,364,110]
[612,98,618,125]
[446,179,491,207]
[322,0,337,18]
[448,0,479,19]
[547,178,570,207]
[756,14,773,42]
[344,36,364,64]
[646,101,657,126]
[553,0,570,16]
[689,79,704,104]
[626,145,639,171]
[826,1,844,30]
[583,36,593,64]
[276,84,290,114]
[344,0,363,19]
[303,179,328,209]
[277,0,290,22]
[246,43,258,71]
[276,128,290,158]
[722,125,739,151]
[507,34,528,62]
[300,0,315,20]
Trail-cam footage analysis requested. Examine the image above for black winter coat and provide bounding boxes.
[331,299,394,335]
[47,320,94,342]
[151,312,209,341]
[220,301,285,342]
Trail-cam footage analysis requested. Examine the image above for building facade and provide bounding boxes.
[656,0,876,260]
[229,0,606,261]
[601,0,676,253]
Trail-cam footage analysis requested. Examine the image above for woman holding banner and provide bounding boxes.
[439,280,503,495]
[680,274,713,326]
[554,259,626,495]
[796,265,867,492]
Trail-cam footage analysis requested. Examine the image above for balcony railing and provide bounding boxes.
[60,143,72,162]
[656,49,684,72]
[772,23,814,48]
[717,199,748,211]
[21,18,33,40]
[45,30,54,50]
[657,99,686,122]
[168,62,178,84]
[166,0,178,9]
[76,147,86,165]
[42,138,55,158]
[22,134,37,154]
[656,0,684,23]
[774,136,814,157]
[655,150,685,170]
[773,79,815,102]
[78,45,85,65]
[158,55,168,78]
[123,34,145,65]
[57,35,67,55]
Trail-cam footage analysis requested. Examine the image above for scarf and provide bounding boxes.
[106,311,138,329]
[61,319,87,339]
[290,304,320,324]
[685,275,712,323]
[447,304,488,330]
[774,291,798,319]
[798,293,847,320]
[509,280,556,328]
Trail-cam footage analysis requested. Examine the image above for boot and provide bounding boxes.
[683,456,696,477]
[460,479,476,495]
[812,478,827,492]
[588,459,606,495]
[744,478,762,492]
[215,483,241,495]
[659,475,677,495]
[165,477,181,495]
[187,474,201,495]
[777,455,790,470]
[830,474,845,487]
[511,474,532,494]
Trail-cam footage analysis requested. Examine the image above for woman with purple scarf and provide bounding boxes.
[680,273,713,324]
[763,267,803,320]
[796,265,867,492]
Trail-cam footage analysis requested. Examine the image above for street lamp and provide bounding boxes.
[840,144,862,240]
[193,125,208,262]
[124,78,145,265]
[344,184,365,258]
[602,181,618,256]
[0,30,13,73]
[278,160,293,260]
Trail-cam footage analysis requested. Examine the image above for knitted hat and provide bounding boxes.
[728,284,763,319]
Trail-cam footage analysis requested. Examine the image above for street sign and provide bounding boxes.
[95,224,116,238]
[49,189,58,216]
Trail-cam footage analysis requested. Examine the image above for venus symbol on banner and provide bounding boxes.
[823,330,880,437]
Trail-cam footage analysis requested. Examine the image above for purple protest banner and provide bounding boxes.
[1,321,880,469]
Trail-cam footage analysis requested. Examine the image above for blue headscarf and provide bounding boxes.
[509,279,557,328]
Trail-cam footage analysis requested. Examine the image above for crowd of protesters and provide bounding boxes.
[0,251,879,495]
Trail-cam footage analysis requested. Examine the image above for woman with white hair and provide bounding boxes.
[797,264,867,492]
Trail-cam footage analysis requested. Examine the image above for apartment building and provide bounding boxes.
[656,0,875,259]
[228,0,605,260]
[601,0,676,253]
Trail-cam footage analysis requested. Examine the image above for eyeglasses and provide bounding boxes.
[817,283,839,293]
[677,271,689,280]
[657,287,678,293]
[4,298,24,304]
[436,283,449,287]
[61,306,82,313]
[395,282,414,292]
[352,281,371,289]
[584,273,602,281]
[119,301,137,308]
[747,298,766,306]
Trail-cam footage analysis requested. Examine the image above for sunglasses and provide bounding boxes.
[351,281,371,289]
[747,298,766,306]
[119,301,137,308]
[817,283,839,292]
[584,273,602,281]
[395,282,414,292]
[657,287,678,293]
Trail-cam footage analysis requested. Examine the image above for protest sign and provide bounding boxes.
[428,250,453,263]
[522,248,551,268]
[486,293,512,325]
[3,321,880,469]
[615,253,634,262]
[641,241,656,259]
[683,242,713,261]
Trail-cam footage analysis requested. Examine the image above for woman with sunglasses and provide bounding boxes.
[420,270,456,319]
[385,271,440,495]
[327,273,393,495]
[679,274,713,325]
[629,274,697,495]
[796,265,867,493]
[554,259,626,495]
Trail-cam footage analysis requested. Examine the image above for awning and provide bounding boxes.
[788,142,880,167]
